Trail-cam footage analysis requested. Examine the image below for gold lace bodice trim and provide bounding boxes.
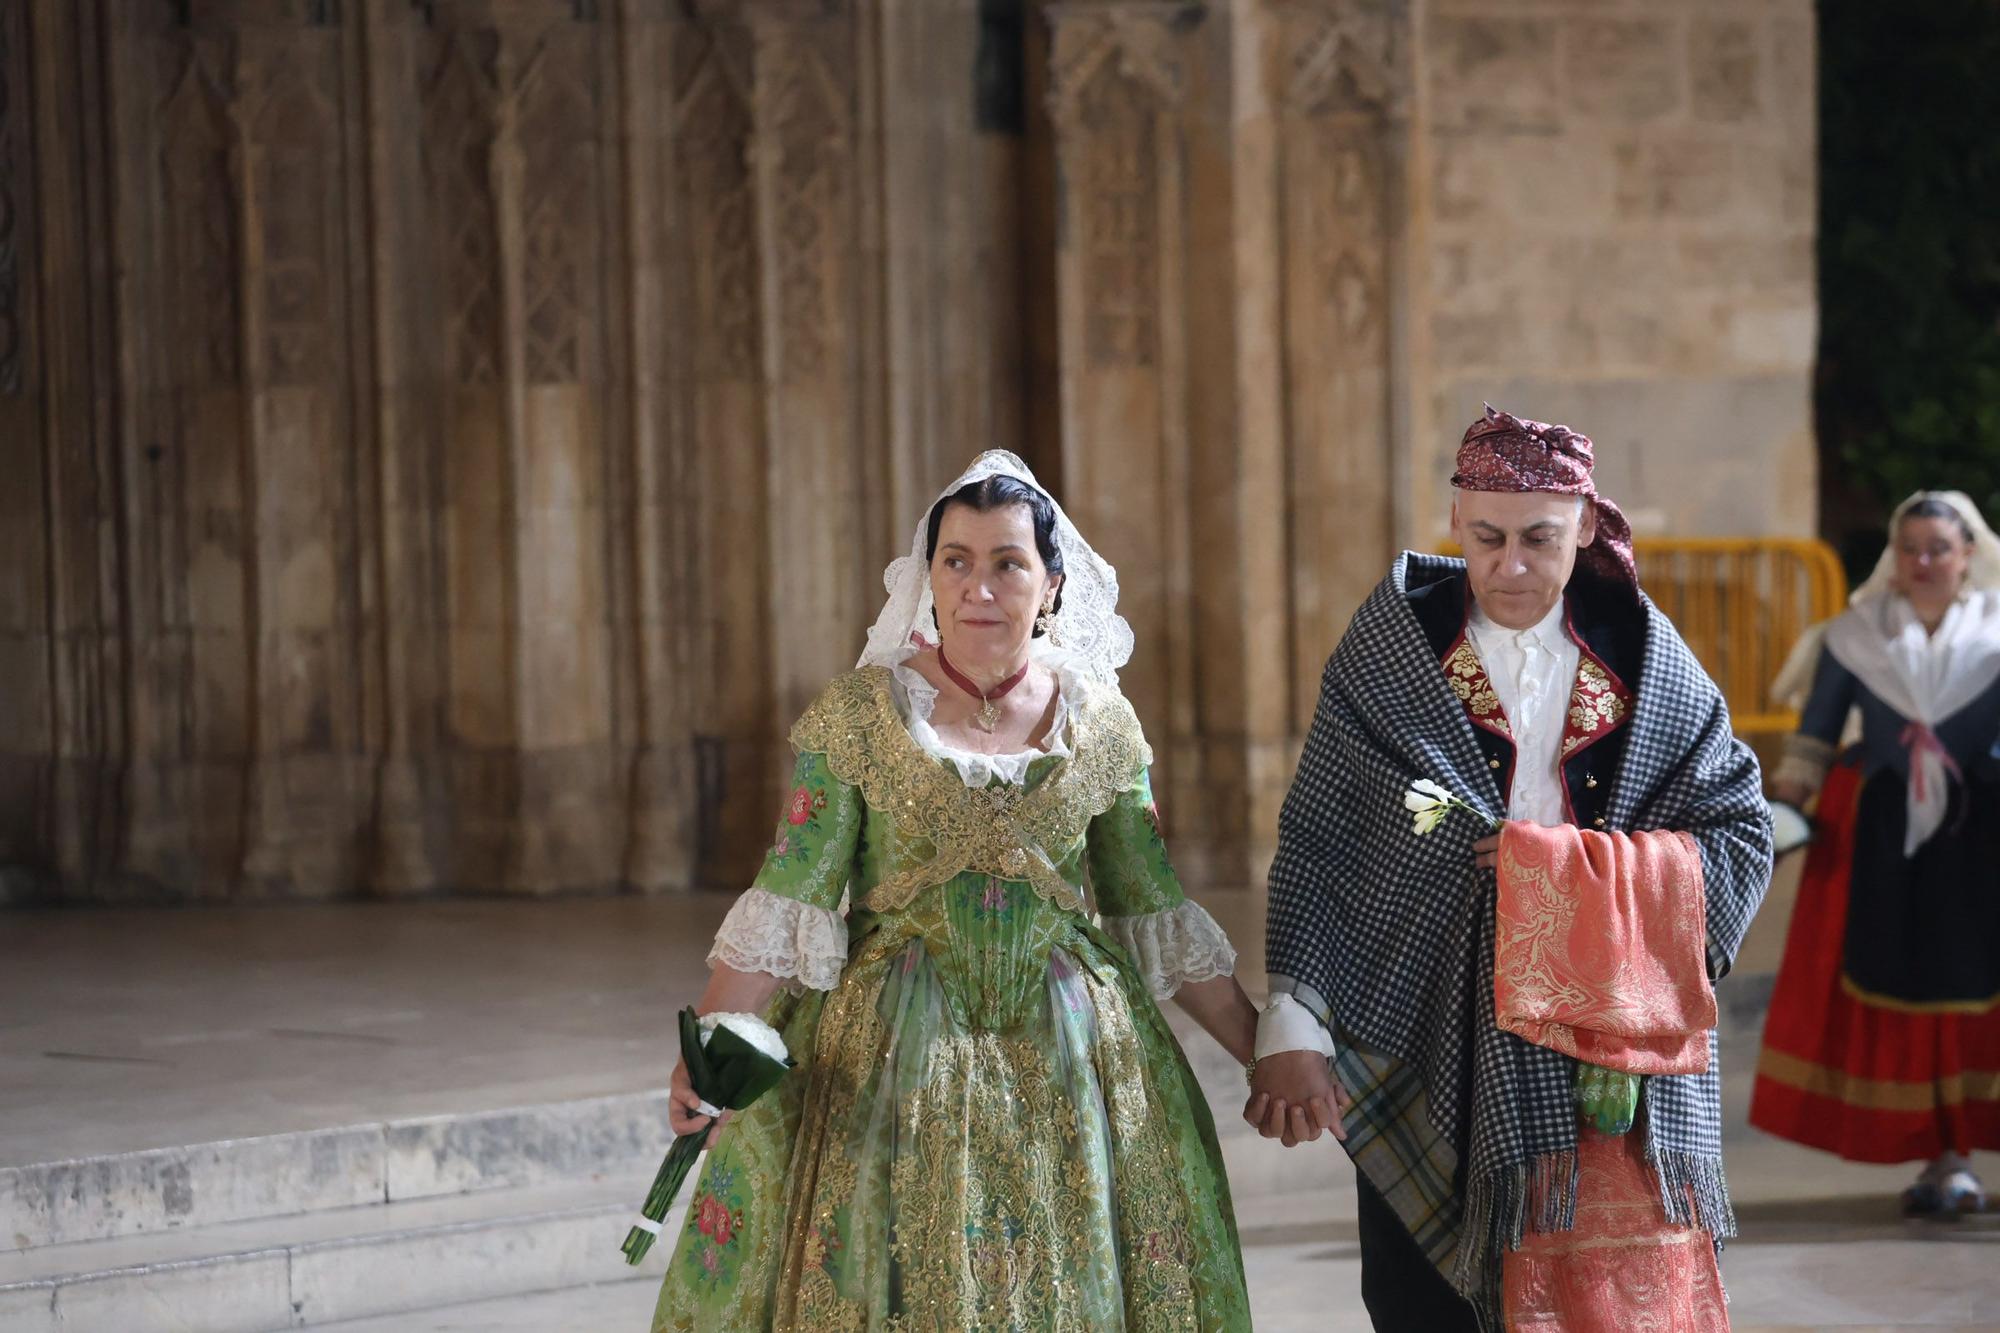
[790,667,1152,914]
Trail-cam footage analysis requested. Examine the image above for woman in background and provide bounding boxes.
[1754,491,2000,1215]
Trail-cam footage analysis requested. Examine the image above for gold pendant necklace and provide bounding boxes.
[937,647,1029,735]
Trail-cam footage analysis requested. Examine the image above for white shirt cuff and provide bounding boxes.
[1255,993,1337,1060]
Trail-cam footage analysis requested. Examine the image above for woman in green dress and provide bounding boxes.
[654,451,1259,1330]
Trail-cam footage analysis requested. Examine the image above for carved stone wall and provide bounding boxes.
[0,0,980,902]
[0,0,1816,901]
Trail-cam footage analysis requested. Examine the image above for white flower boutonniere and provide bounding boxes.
[1403,778,1498,837]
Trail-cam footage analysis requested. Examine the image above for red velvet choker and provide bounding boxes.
[936,648,1030,732]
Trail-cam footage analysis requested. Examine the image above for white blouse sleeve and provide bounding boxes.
[1101,898,1237,1001]
[707,887,849,993]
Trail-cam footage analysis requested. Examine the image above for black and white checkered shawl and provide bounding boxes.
[1266,552,1773,1324]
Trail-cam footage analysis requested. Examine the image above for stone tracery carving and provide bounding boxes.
[677,46,760,382]
[421,32,503,386]
[760,30,850,382]
[1278,0,1404,117]
[517,25,597,384]
[1044,6,1190,373]
[1044,3,1191,121]
[160,39,243,389]
[1267,0,1406,733]
[244,36,340,387]
[0,0,1466,901]
[1075,67,1160,370]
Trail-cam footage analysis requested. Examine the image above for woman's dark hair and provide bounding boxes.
[1901,497,1976,546]
[924,475,1065,629]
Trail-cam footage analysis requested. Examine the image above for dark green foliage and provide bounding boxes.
[1817,0,2000,565]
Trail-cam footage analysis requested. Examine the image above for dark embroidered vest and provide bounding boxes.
[1410,571,1640,830]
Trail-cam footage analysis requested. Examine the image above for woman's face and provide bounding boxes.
[929,502,1059,666]
[1895,515,1972,603]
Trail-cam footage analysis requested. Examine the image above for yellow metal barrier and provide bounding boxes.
[1438,538,1847,741]
[1632,539,1847,740]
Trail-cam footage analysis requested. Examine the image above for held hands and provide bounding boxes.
[668,1059,730,1148]
[1473,830,1503,871]
[1242,1049,1350,1147]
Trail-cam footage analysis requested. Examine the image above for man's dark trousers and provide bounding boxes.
[1354,1170,1481,1332]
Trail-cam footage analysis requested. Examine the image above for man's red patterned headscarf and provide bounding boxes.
[1451,403,1638,592]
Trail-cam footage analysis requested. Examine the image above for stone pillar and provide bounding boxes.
[616,0,700,895]
[232,9,371,896]
[499,10,623,893]
[1036,0,1421,885]
[359,0,449,896]
[109,11,259,898]
[0,0,54,897]
[1041,0,1204,849]
[1263,0,1416,731]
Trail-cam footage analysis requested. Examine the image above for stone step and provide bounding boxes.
[0,1147,1342,1333]
[304,1279,662,1332]
[303,1191,1360,1333]
[0,1178,680,1333]
[2,1046,1344,1260]
[6,971,1768,1261]
[2,1091,672,1251]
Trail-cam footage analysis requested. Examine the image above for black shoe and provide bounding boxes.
[1901,1179,1947,1218]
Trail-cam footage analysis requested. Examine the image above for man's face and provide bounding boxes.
[1451,489,1596,630]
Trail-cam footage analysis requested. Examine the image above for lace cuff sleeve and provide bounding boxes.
[1774,733,1836,795]
[707,888,849,993]
[1101,898,1237,1000]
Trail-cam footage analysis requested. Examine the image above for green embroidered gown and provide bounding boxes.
[651,666,1250,1331]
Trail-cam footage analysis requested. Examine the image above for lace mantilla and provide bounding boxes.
[792,666,1150,915]
[707,888,848,992]
[858,450,1135,686]
[1102,899,1238,1000]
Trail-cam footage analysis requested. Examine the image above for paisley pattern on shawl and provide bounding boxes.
[1504,1127,1729,1333]
[1494,821,1715,1075]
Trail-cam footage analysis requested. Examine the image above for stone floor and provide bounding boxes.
[303,1181,2000,1332]
[6,892,1999,1330]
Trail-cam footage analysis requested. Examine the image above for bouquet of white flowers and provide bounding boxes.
[620,1007,793,1265]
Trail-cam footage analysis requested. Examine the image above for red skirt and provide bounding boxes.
[1750,759,2000,1162]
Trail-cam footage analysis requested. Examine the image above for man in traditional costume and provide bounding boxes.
[1249,406,1774,1330]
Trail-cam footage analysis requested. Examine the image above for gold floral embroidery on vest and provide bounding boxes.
[1443,638,1511,735]
[1560,654,1633,758]
[789,667,1151,916]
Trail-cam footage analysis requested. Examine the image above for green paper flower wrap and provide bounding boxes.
[1574,1060,1642,1136]
[621,1006,793,1265]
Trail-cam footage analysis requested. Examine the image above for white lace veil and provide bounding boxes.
[856,451,1134,684]
[1771,489,2000,708]
[1845,489,2000,605]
